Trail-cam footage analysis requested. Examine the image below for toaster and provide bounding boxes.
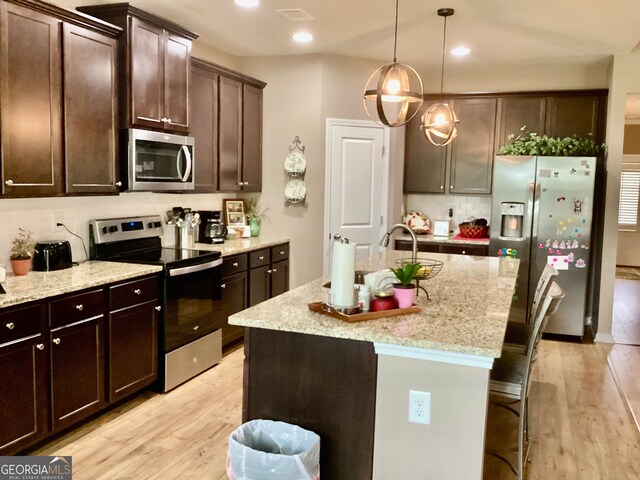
[32,240,73,271]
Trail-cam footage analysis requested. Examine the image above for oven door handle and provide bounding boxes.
[176,145,192,183]
[168,258,222,277]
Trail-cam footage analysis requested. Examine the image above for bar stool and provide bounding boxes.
[486,281,565,480]
[503,264,559,351]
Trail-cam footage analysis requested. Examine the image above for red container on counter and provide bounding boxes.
[370,295,397,312]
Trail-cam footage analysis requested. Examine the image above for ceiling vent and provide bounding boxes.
[277,8,314,21]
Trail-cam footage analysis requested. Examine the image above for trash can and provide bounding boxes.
[226,419,320,480]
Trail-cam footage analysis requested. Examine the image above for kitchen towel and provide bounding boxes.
[331,241,356,308]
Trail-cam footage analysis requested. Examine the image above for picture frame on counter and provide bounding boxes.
[223,199,247,227]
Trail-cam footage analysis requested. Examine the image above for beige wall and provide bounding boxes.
[373,354,490,479]
[597,50,640,341]
[623,124,640,154]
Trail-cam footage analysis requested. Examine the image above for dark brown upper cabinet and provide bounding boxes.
[0,1,63,197]
[0,0,121,198]
[77,3,197,135]
[405,89,607,195]
[404,97,497,195]
[63,24,118,194]
[190,57,266,193]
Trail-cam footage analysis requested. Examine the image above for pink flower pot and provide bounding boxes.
[392,285,415,309]
[10,258,31,276]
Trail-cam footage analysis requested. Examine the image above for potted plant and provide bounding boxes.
[389,262,421,308]
[10,228,35,276]
[246,197,269,237]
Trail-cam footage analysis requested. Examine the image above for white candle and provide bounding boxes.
[330,241,356,308]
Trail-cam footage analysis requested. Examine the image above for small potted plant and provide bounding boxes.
[246,197,269,237]
[10,228,35,276]
[389,262,421,308]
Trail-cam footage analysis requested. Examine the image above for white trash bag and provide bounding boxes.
[227,419,320,480]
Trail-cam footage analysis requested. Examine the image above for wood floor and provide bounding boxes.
[33,277,640,479]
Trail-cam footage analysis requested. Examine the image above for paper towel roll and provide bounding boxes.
[331,241,356,308]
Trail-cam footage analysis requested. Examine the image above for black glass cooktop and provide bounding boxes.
[106,247,221,269]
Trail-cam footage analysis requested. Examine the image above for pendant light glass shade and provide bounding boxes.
[363,62,424,127]
[362,0,423,127]
[422,8,459,147]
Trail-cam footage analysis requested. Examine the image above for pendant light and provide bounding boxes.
[422,8,460,146]
[363,0,423,128]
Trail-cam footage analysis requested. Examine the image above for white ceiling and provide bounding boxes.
[56,0,640,71]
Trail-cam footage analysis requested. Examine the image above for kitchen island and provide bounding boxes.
[229,250,518,479]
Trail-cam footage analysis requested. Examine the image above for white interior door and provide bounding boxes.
[324,119,389,275]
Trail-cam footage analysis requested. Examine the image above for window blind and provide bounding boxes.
[618,168,640,229]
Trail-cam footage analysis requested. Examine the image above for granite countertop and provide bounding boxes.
[396,233,490,246]
[230,250,518,358]
[0,261,162,309]
[193,235,290,256]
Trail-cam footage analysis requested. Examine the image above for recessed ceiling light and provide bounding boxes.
[234,0,259,8]
[292,31,313,44]
[450,46,470,56]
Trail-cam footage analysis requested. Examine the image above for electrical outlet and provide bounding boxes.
[408,390,431,425]
[53,212,63,232]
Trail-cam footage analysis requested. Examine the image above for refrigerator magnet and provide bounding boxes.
[575,259,587,268]
[570,168,577,174]
[548,255,570,270]
[573,198,583,215]
[557,196,566,203]
[568,253,575,262]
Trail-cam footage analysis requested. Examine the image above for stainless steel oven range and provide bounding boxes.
[89,215,223,391]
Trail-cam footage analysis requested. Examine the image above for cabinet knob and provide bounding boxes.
[36,343,44,351]
[166,118,172,124]
[258,256,264,260]
[221,284,226,289]
[267,269,272,274]
[450,185,454,189]
[53,338,61,345]
[5,322,15,330]
[161,117,167,123]
[75,304,84,311]
[462,250,466,255]
[155,306,162,311]
[193,325,199,331]
[237,182,244,186]
[243,182,249,186]
[440,185,444,190]
[233,262,239,267]
[134,288,142,295]
[272,268,278,273]
[5,179,14,186]
[279,251,285,255]
[115,181,122,187]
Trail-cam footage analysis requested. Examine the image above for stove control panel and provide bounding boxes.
[89,215,164,244]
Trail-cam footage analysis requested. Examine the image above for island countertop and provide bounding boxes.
[230,250,518,358]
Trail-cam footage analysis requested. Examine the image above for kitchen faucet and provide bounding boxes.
[379,224,418,264]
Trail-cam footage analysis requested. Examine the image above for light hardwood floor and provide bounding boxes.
[33,339,640,479]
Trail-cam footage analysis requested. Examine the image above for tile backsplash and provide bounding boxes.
[405,194,493,233]
[0,193,234,265]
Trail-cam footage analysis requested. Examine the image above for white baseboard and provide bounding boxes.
[595,332,615,343]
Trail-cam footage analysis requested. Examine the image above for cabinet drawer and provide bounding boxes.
[110,276,158,311]
[0,304,42,345]
[440,244,489,256]
[50,289,105,329]
[249,248,270,268]
[271,243,289,261]
[221,253,248,277]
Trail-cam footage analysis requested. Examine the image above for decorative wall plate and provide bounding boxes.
[285,179,307,202]
[284,151,307,175]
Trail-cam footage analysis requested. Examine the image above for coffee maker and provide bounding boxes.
[198,210,227,244]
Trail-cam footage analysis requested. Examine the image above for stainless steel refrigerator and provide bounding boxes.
[490,155,596,336]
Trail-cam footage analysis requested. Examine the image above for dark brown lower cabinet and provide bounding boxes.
[50,316,104,432]
[270,259,289,297]
[0,325,48,453]
[249,264,270,307]
[0,274,159,455]
[221,271,248,346]
[395,239,488,256]
[108,300,158,402]
[244,328,377,479]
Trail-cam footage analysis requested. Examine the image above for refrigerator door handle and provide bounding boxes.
[531,182,541,246]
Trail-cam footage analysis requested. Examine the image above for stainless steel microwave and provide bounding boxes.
[122,128,195,192]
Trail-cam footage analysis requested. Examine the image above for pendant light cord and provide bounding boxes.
[440,14,448,94]
[392,0,399,62]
